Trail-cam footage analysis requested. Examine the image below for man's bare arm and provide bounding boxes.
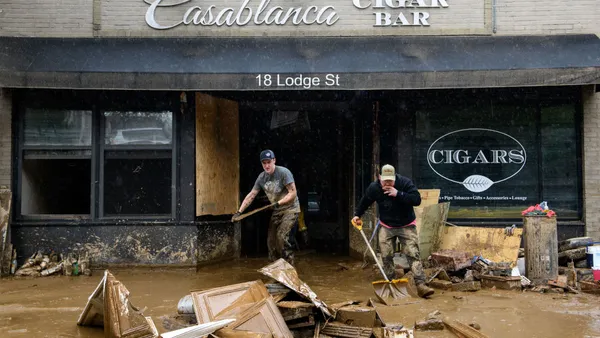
[239,189,260,213]
[278,183,297,205]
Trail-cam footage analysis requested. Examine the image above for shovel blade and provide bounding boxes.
[372,279,414,306]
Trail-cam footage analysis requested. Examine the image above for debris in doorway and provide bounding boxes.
[77,270,159,338]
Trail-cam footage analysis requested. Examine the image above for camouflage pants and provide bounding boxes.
[378,225,426,285]
[267,211,298,265]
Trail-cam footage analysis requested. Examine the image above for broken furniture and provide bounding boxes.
[78,270,159,338]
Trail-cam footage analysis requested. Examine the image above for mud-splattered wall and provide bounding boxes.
[11,222,239,266]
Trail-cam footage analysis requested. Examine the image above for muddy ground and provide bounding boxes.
[0,254,599,338]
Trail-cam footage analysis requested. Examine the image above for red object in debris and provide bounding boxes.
[593,268,600,281]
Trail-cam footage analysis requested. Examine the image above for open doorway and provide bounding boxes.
[236,94,354,257]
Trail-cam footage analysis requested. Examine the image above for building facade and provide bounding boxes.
[0,0,599,265]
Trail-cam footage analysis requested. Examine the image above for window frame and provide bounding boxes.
[13,90,179,222]
[410,87,584,223]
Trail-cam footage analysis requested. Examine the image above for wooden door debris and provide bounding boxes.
[259,259,332,317]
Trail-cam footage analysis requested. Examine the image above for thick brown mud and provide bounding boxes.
[1,255,599,337]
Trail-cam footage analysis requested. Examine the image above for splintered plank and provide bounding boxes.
[443,319,490,338]
[439,226,523,265]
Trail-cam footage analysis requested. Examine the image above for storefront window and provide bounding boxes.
[21,109,92,216]
[102,111,174,216]
[104,111,172,145]
[414,91,580,219]
[24,108,92,146]
[17,93,177,220]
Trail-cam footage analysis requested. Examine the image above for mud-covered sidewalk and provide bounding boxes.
[1,255,599,338]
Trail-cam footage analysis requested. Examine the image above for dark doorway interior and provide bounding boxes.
[235,92,355,257]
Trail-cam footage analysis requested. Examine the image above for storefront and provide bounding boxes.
[0,0,599,265]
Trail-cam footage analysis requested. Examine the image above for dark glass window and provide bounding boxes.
[414,91,580,220]
[24,109,92,146]
[17,92,176,220]
[101,111,174,217]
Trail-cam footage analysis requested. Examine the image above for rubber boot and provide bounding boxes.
[417,283,435,298]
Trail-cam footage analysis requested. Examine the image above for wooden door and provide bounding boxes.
[195,93,240,216]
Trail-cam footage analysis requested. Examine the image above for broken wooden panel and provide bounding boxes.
[431,250,472,271]
[321,322,372,338]
[334,305,376,328]
[0,188,12,276]
[258,259,332,317]
[191,280,270,324]
[416,189,440,208]
[451,281,481,292]
[443,319,490,338]
[480,275,521,290]
[195,93,239,216]
[213,328,272,338]
[438,226,523,265]
[414,202,450,260]
[226,297,293,338]
[103,270,159,338]
[160,319,235,338]
[77,270,107,327]
[277,301,314,322]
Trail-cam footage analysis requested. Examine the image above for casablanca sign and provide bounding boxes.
[143,0,449,29]
[427,128,527,193]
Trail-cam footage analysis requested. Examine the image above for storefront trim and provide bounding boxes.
[1,35,599,90]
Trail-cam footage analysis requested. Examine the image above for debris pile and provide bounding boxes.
[14,251,91,277]
[424,249,524,294]
[158,258,493,337]
[556,236,600,294]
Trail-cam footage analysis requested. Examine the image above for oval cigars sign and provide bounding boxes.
[427,128,526,193]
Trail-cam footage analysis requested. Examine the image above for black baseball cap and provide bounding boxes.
[260,149,275,161]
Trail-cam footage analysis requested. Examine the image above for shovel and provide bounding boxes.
[232,202,277,222]
[353,219,413,305]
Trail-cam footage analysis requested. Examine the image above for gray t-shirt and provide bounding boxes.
[253,166,300,214]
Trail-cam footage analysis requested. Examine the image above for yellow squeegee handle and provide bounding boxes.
[358,228,390,281]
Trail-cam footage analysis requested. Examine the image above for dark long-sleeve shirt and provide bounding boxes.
[354,174,422,227]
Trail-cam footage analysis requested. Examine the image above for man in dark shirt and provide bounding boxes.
[352,164,434,298]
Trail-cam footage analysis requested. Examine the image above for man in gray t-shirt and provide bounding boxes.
[234,150,300,265]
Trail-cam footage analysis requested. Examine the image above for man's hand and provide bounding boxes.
[351,216,363,231]
[383,186,398,197]
[232,211,241,222]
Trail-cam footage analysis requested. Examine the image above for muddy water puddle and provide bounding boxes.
[0,255,599,337]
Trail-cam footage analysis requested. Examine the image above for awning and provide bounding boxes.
[1,34,599,90]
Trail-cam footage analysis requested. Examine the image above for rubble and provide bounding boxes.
[14,250,91,278]
[78,270,159,338]
[414,318,444,331]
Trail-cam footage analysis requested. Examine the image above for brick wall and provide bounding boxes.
[495,0,599,35]
[0,0,598,37]
[0,0,92,37]
[583,85,600,241]
[0,89,11,189]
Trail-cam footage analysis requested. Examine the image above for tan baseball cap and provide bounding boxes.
[380,164,396,181]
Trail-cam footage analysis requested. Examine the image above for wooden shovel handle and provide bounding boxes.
[232,202,277,222]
